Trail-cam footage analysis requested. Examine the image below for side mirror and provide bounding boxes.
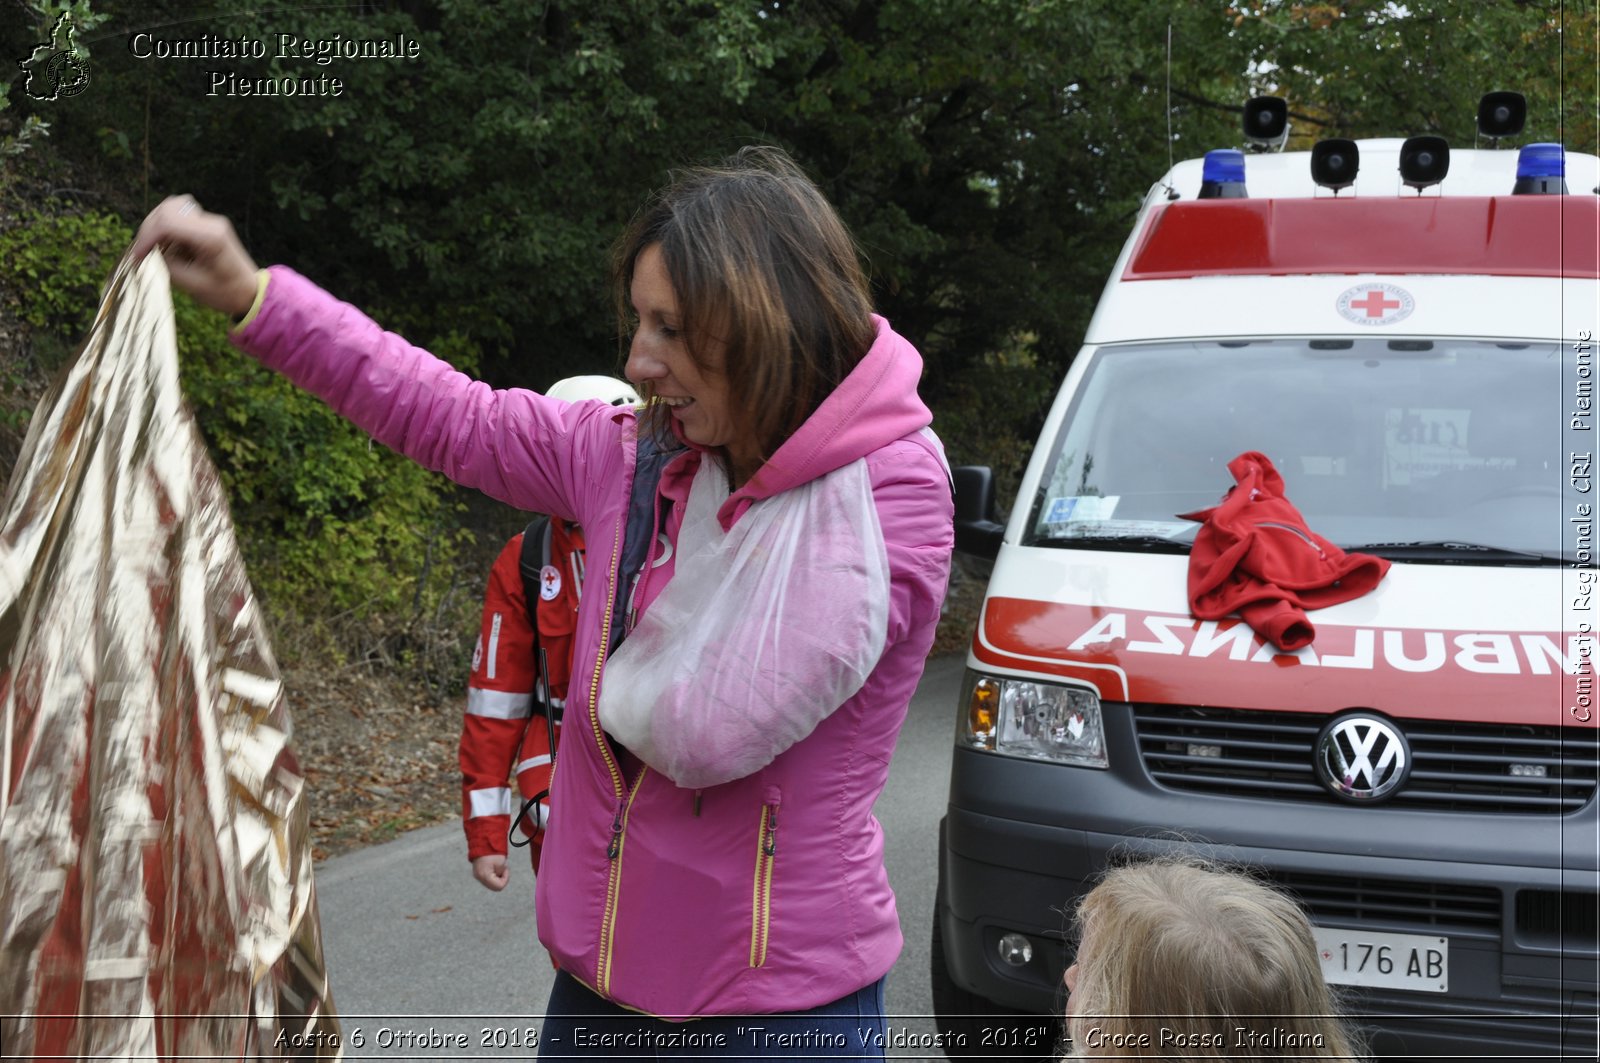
[953,466,1005,560]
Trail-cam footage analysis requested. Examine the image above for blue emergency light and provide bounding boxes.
[1198,149,1248,199]
[1513,143,1567,194]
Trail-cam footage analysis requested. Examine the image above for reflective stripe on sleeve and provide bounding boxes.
[533,677,566,711]
[523,799,553,832]
[468,787,512,818]
[487,612,503,680]
[467,688,532,719]
[514,753,553,775]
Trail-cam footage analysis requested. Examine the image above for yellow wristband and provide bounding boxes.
[230,269,270,332]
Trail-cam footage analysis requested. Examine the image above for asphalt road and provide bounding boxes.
[311,654,968,1059]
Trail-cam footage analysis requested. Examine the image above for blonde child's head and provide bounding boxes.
[1065,857,1364,1061]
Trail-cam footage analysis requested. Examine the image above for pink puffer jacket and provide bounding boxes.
[234,266,954,1018]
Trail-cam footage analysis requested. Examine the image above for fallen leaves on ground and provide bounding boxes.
[286,663,464,862]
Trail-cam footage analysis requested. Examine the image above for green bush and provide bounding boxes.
[0,209,129,433]
[0,208,127,332]
[175,307,476,670]
[0,205,474,679]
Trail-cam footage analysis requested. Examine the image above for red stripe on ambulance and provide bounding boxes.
[972,598,1594,727]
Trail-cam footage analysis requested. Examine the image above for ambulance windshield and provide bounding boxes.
[1030,338,1578,563]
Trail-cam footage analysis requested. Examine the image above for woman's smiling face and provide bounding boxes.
[624,243,759,484]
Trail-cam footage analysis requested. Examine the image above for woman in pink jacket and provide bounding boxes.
[135,147,953,1056]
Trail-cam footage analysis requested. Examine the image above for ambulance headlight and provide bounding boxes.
[962,674,1107,768]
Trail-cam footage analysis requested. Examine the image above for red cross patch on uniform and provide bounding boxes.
[539,564,562,601]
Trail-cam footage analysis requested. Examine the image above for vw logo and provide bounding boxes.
[1315,713,1410,802]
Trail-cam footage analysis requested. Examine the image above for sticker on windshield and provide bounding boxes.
[1043,495,1120,525]
[1062,519,1194,539]
[1382,407,1479,487]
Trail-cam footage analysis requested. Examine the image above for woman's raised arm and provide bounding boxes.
[131,198,624,525]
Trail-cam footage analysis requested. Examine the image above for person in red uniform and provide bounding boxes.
[459,376,640,892]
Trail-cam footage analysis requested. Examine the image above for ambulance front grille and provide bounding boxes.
[1131,705,1599,814]
[1271,870,1502,938]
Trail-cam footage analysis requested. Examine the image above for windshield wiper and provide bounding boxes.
[1345,540,1566,565]
[1036,534,1193,553]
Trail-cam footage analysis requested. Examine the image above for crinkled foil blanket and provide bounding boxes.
[0,255,340,1059]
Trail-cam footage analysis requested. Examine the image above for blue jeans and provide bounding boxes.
[537,970,888,1060]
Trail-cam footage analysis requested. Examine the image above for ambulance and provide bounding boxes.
[933,95,1600,1060]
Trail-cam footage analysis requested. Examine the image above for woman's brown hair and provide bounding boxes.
[1066,857,1366,1061]
[613,145,876,473]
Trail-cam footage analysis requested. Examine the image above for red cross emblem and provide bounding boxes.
[539,564,562,601]
[1348,290,1400,318]
[1336,283,1413,326]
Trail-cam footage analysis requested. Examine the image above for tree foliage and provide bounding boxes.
[21,1,1584,386]
[1230,2,1595,151]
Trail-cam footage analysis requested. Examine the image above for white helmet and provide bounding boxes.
[545,375,641,407]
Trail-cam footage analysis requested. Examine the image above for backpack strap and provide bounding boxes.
[517,514,553,614]
[508,516,558,851]
[516,513,559,728]
[607,431,684,655]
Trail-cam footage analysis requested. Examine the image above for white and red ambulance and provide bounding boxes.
[934,101,1599,1060]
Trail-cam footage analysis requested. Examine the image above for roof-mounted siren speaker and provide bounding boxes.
[1399,136,1450,193]
[1477,91,1527,145]
[1514,143,1567,194]
[1243,96,1289,152]
[1310,139,1360,194]
[1198,149,1248,199]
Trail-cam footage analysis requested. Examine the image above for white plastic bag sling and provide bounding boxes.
[597,455,890,789]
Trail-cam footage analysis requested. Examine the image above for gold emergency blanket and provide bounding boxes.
[0,254,339,1058]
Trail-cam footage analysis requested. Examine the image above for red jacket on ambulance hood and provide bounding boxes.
[1180,451,1390,651]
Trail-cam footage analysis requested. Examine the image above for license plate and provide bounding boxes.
[1312,927,1449,993]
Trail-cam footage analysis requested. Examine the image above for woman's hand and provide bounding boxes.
[472,853,510,891]
[131,195,260,319]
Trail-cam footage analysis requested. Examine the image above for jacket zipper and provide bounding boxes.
[544,737,558,813]
[1258,520,1328,559]
[749,788,781,968]
[599,765,648,994]
[590,516,627,996]
[596,462,678,994]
